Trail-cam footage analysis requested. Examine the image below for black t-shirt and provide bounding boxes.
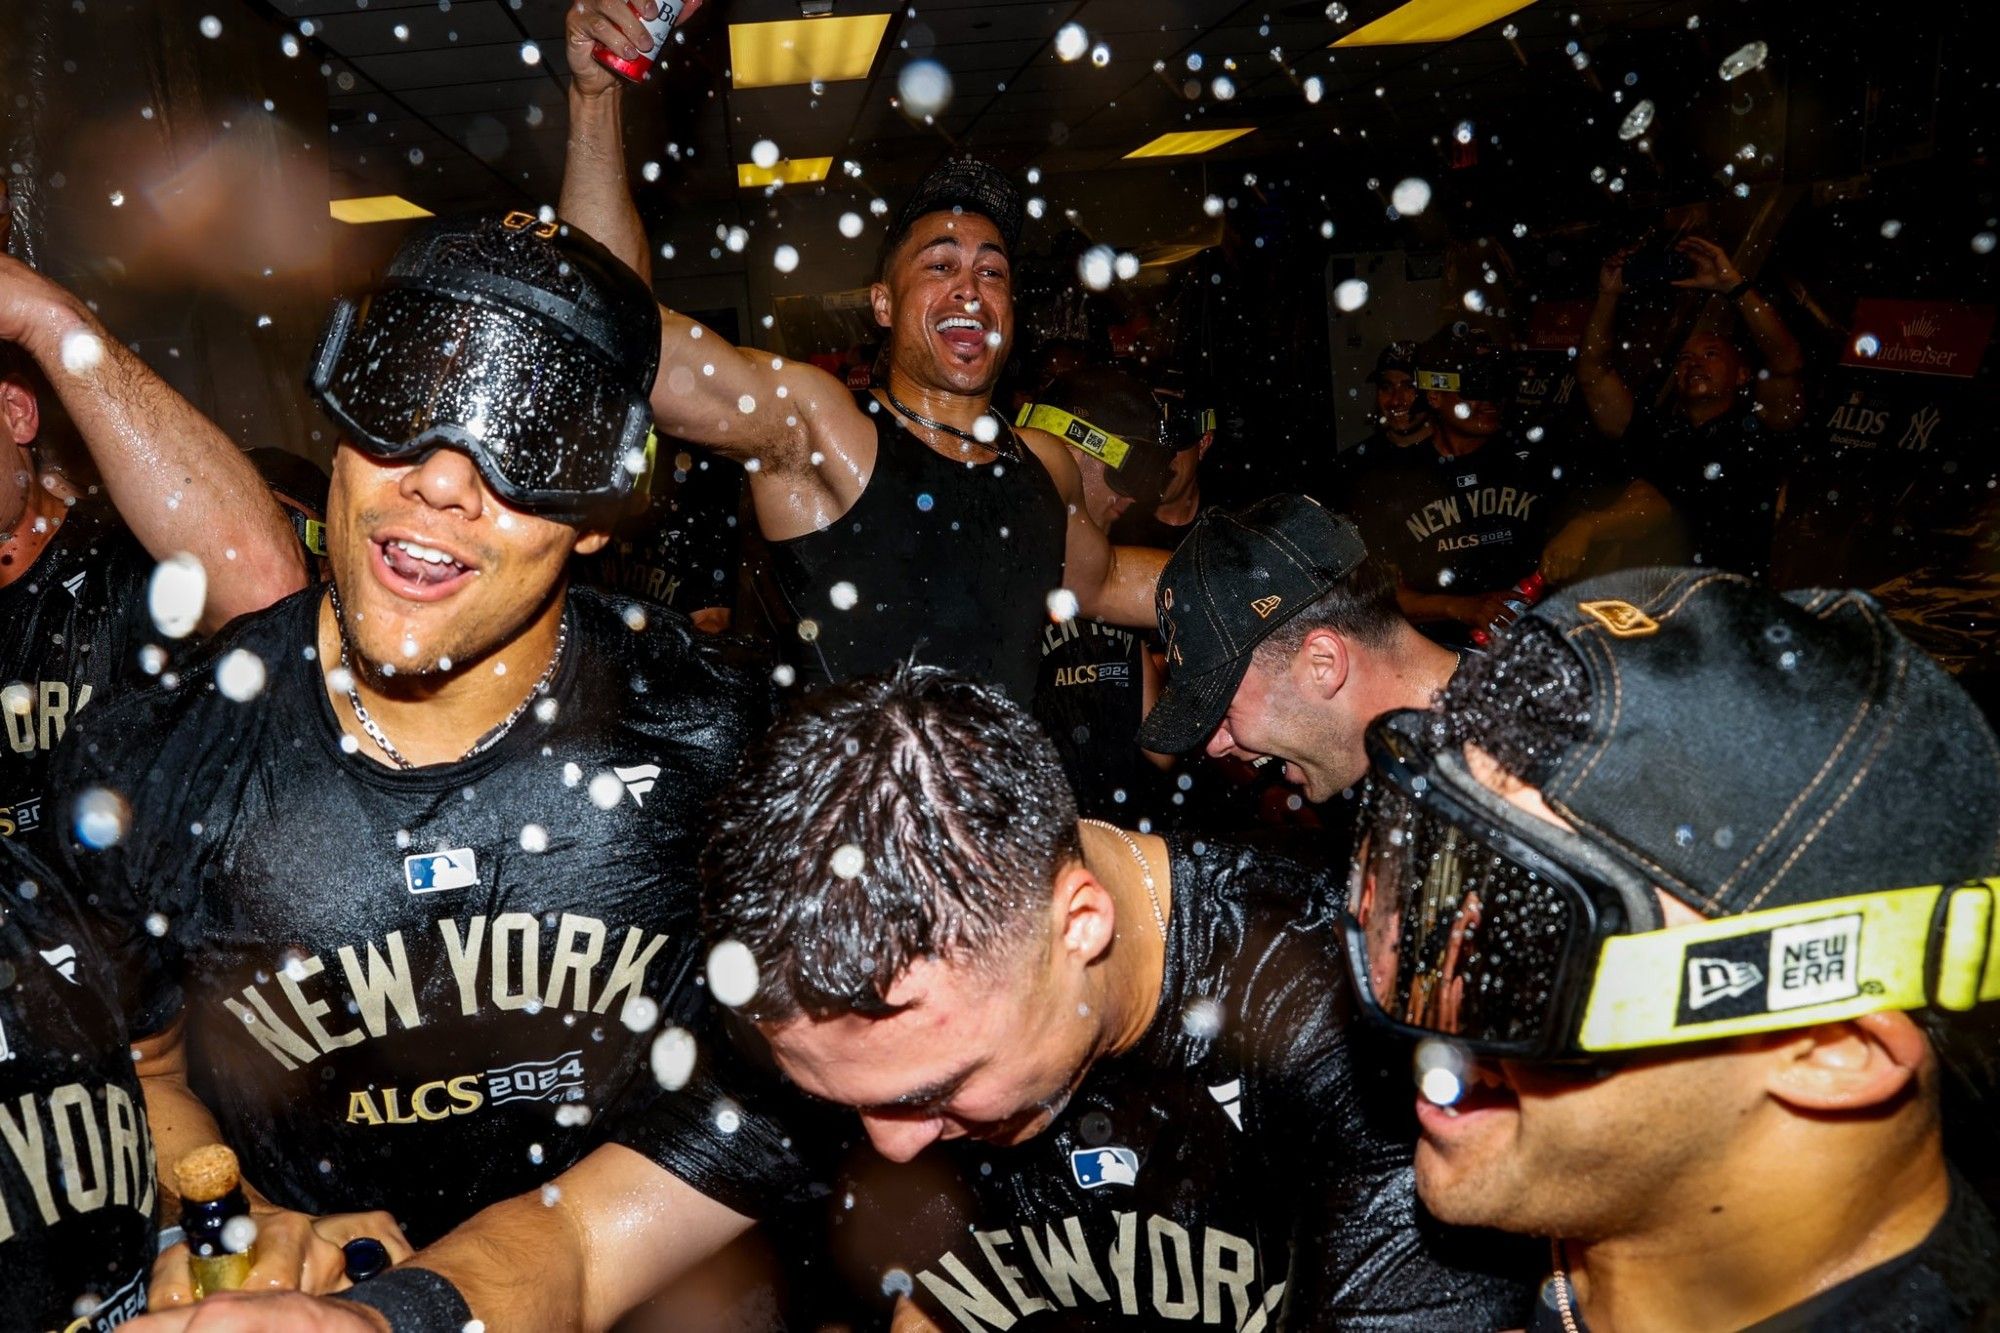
[0,839,156,1332]
[1,496,156,858]
[766,397,1068,703]
[1032,617,1149,821]
[838,837,1535,1330]
[1527,1175,2000,1332]
[52,586,772,1245]
[1351,434,1584,598]
[576,449,747,614]
[1625,403,1792,579]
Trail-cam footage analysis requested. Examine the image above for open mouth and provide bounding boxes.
[1417,1060,1520,1132]
[933,313,992,359]
[371,535,478,600]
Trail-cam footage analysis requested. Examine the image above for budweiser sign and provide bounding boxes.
[1840,299,1995,379]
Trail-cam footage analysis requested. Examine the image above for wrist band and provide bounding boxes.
[332,1268,474,1333]
[1724,279,1755,300]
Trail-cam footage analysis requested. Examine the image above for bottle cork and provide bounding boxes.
[175,1144,241,1204]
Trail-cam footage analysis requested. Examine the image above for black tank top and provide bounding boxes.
[767,395,1067,701]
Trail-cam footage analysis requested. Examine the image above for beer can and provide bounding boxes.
[592,0,686,83]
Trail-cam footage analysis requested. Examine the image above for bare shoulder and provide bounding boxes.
[1016,425,1082,493]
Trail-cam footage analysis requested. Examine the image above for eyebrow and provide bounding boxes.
[875,1063,979,1113]
[915,235,1009,262]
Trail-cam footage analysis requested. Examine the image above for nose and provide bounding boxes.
[401,447,486,520]
[1205,722,1239,762]
[861,1113,948,1163]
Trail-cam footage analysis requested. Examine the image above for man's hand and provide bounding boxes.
[1671,235,1745,294]
[564,0,708,98]
[1597,244,1637,296]
[129,1290,389,1333]
[150,1205,413,1305]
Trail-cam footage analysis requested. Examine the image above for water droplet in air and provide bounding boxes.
[519,824,549,853]
[198,15,223,38]
[1333,279,1370,312]
[724,226,748,253]
[772,245,798,273]
[1325,2,1349,19]
[707,941,761,1007]
[650,1026,697,1089]
[838,211,864,238]
[1974,232,1997,256]
[830,843,867,880]
[1718,41,1768,81]
[1618,99,1655,141]
[1211,75,1236,100]
[587,772,624,810]
[74,787,130,850]
[1114,251,1140,281]
[1054,23,1088,62]
[620,995,660,1032]
[148,554,207,639]
[1090,42,1111,67]
[215,649,266,702]
[1047,588,1080,621]
[1390,177,1431,215]
[519,41,542,66]
[1078,245,1116,291]
[220,1215,258,1254]
[1203,195,1226,217]
[59,329,104,375]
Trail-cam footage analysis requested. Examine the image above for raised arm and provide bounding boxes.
[1023,429,1167,628]
[1672,237,1807,432]
[559,0,683,281]
[1577,249,1637,440]
[0,255,305,629]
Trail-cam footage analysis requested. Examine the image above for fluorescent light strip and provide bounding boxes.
[728,14,892,89]
[328,196,433,224]
[737,156,835,188]
[1333,0,1538,46]
[1124,128,1255,159]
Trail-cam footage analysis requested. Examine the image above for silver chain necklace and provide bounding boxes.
[326,583,567,770]
[1082,819,1168,943]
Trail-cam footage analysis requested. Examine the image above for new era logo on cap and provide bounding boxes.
[1251,595,1283,619]
[1578,599,1660,638]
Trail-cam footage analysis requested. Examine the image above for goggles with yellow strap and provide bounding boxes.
[1014,403,1172,503]
[1347,709,2000,1059]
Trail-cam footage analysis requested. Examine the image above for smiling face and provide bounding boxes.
[326,442,604,677]
[762,940,1103,1164]
[1375,369,1421,433]
[1204,647,1370,801]
[1425,389,1504,441]
[873,211,1014,397]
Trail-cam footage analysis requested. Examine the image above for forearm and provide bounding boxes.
[14,291,303,626]
[404,1145,753,1333]
[1577,292,1633,437]
[1737,289,1804,376]
[561,85,651,283]
[140,1065,269,1214]
[1079,544,1168,629]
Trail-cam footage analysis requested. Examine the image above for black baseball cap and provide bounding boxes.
[1366,340,1419,383]
[1427,567,2000,919]
[1028,366,1179,504]
[881,157,1025,269]
[1138,495,1369,755]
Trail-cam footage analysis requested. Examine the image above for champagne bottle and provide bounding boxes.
[175,1145,254,1298]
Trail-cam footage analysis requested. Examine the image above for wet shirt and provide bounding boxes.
[1353,434,1581,597]
[0,840,156,1333]
[1625,404,1792,579]
[1526,1175,2000,1332]
[767,396,1068,703]
[1,497,156,859]
[576,449,746,614]
[51,586,770,1245]
[1032,617,1148,821]
[862,838,1534,1331]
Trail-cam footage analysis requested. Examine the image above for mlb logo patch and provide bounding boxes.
[405,848,478,894]
[1070,1146,1140,1190]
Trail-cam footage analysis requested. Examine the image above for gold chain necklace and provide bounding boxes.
[1081,819,1167,943]
[1551,1241,1582,1333]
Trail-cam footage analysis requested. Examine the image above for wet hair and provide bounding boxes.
[1428,619,1594,787]
[1253,553,1404,663]
[701,662,1081,1023]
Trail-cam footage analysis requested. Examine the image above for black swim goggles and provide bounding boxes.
[309,284,654,524]
[1346,709,2000,1060]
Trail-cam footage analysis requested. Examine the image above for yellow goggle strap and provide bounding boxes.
[1577,878,2000,1053]
[1016,403,1133,470]
[1413,368,1460,392]
[631,427,660,506]
[301,517,328,558]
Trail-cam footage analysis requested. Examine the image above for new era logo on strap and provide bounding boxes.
[1250,596,1283,619]
[613,763,661,807]
[1686,958,1761,1010]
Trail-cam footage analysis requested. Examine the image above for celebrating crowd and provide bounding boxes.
[2,2,1997,1331]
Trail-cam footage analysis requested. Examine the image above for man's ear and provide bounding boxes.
[1765,1012,1928,1113]
[571,528,611,557]
[1050,859,1118,969]
[0,379,40,447]
[1296,626,1352,702]
[870,280,893,331]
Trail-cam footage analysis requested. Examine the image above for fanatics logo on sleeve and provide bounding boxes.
[1070,1145,1140,1190]
[405,847,479,894]
[613,763,661,807]
[38,943,80,984]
